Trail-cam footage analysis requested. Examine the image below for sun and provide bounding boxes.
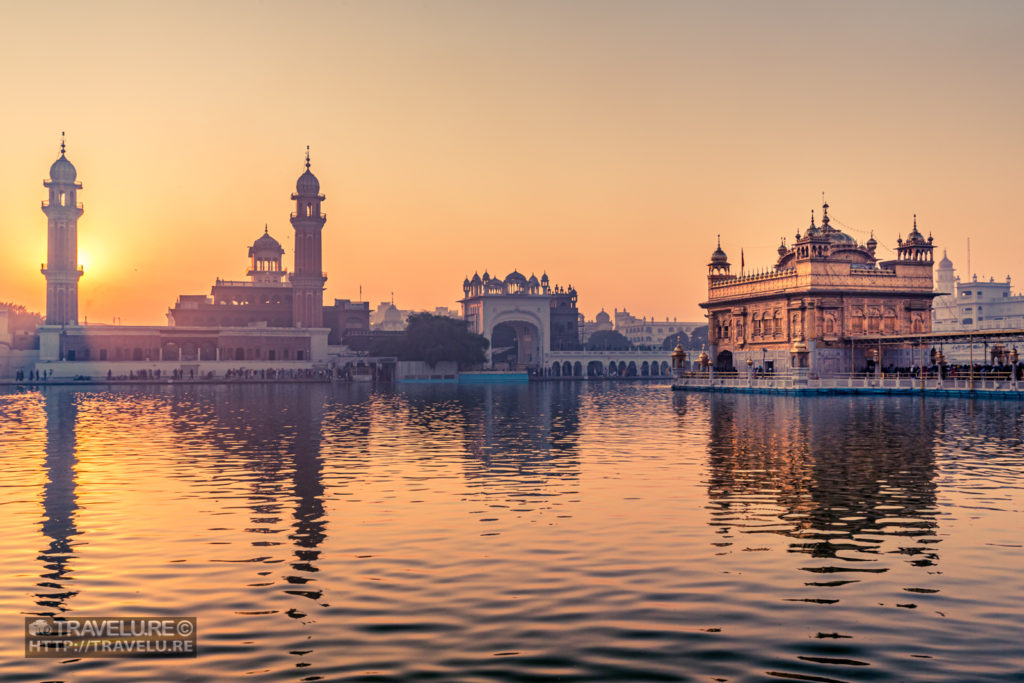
[78,248,97,276]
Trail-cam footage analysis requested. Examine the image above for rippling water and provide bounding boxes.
[1,382,1022,681]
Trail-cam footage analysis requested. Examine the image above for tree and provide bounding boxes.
[586,330,633,351]
[661,330,689,350]
[369,313,489,369]
[687,325,708,349]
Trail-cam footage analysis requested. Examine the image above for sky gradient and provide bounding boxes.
[2,1,1022,325]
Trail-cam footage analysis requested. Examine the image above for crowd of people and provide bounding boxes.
[11,366,342,383]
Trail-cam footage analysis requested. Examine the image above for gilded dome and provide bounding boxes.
[905,215,926,245]
[710,236,728,264]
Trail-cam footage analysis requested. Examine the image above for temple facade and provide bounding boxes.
[700,201,938,374]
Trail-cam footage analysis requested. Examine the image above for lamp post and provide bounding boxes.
[746,356,753,387]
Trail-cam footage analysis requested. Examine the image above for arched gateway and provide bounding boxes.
[460,270,580,370]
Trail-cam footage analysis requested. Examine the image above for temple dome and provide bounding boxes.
[49,153,76,183]
[938,250,953,269]
[710,240,728,264]
[251,228,283,255]
[505,270,527,284]
[825,229,858,246]
[901,214,928,246]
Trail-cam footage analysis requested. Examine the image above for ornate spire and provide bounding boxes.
[264,223,269,235]
[810,209,815,229]
[305,145,310,170]
[60,131,66,156]
[821,197,830,227]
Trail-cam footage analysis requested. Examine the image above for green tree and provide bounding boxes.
[687,325,708,349]
[370,313,489,369]
[661,330,690,350]
[586,330,633,350]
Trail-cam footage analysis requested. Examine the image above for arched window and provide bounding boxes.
[306,203,312,217]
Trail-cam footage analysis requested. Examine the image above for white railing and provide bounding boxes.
[671,371,1021,394]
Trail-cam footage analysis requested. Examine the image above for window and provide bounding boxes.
[961,291,971,296]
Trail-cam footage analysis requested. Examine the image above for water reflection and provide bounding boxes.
[703,394,940,569]
[388,383,581,486]
[35,387,80,615]
[7,384,1021,682]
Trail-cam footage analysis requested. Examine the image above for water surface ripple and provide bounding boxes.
[1,383,1022,681]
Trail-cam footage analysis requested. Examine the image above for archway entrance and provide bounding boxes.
[491,320,541,369]
[715,350,734,371]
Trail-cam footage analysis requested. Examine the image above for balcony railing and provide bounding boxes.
[41,201,84,210]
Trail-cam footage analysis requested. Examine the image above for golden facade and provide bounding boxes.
[700,202,937,373]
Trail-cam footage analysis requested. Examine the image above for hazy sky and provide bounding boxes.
[2,1,1022,325]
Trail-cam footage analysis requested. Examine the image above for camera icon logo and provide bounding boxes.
[29,619,55,636]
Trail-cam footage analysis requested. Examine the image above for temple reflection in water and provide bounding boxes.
[697,392,940,567]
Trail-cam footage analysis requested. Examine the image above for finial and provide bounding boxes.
[264,223,269,235]
[913,213,917,230]
[305,145,310,170]
[809,209,815,228]
[60,131,66,155]
[821,197,830,225]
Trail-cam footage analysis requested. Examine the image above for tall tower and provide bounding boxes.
[41,137,84,326]
[290,147,327,328]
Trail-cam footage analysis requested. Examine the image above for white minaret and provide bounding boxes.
[932,250,957,329]
[41,135,84,326]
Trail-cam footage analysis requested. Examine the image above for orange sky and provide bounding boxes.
[1,1,1022,325]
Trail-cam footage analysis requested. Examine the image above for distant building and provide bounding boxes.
[700,201,938,373]
[612,308,703,348]
[370,301,409,331]
[932,254,1024,331]
[368,302,460,332]
[460,270,580,368]
[581,309,613,343]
